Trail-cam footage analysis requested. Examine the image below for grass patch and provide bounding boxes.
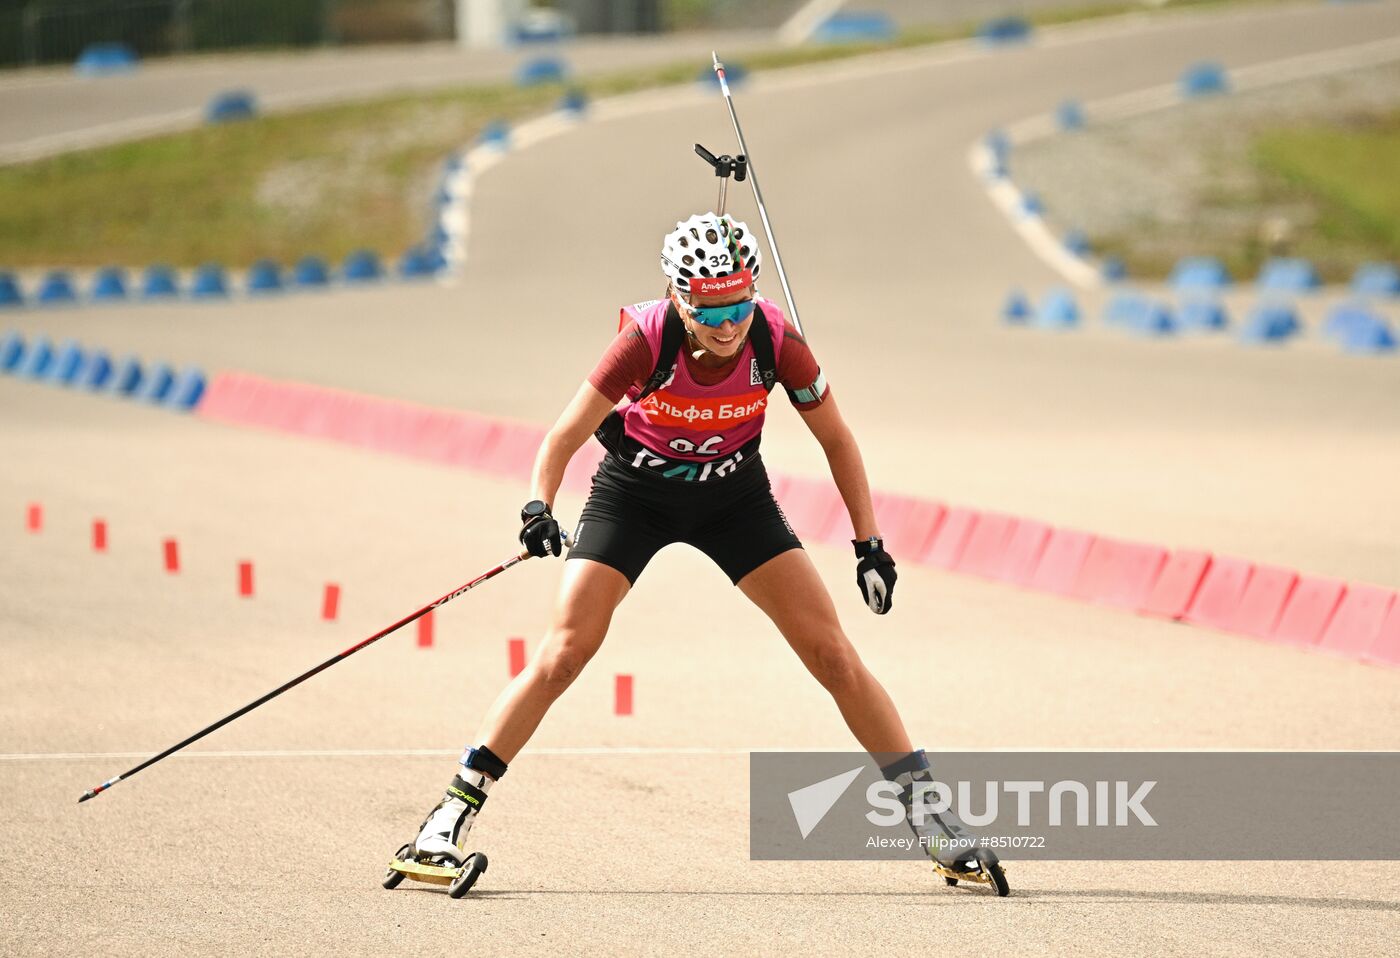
[0,85,561,268]
[1253,113,1400,272]
[1088,110,1400,285]
[0,0,1287,268]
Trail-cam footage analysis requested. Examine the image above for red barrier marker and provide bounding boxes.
[26,503,42,533]
[1319,585,1395,658]
[163,538,180,574]
[322,584,340,622]
[1184,556,1253,631]
[957,513,1017,580]
[920,506,978,569]
[1271,577,1345,647]
[238,561,254,598]
[479,426,548,481]
[1071,539,1168,611]
[874,494,946,560]
[92,520,107,553]
[1140,550,1212,620]
[1067,537,1118,602]
[1226,565,1298,639]
[508,637,526,677]
[1367,601,1400,666]
[1026,529,1095,597]
[614,674,633,716]
[993,520,1052,587]
[417,611,434,648]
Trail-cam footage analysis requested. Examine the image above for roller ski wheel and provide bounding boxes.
[382,845,489,898]
[931,851,1010,897]
[984,858,1010,897]
[382,844,413,889]
[447,852,488,899]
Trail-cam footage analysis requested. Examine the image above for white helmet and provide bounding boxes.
[660,213,762,296]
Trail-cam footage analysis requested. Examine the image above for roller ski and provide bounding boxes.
[930,847,1010,897]
[382,842,488,899]
[882,748,1011,898]
[382,746,507,899]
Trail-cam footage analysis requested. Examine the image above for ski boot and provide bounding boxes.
[382,745,507,899]
[881,749,1010,897]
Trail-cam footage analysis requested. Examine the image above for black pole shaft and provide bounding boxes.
[78,549,530,803]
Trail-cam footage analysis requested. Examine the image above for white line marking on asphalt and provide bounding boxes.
[0,746,1350,762]
[0,746,753,762]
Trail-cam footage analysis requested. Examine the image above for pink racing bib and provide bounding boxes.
[612,296,787,480]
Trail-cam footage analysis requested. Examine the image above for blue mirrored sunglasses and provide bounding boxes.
[685,299,756,328]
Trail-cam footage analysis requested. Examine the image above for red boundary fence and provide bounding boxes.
[197,371,1400,667]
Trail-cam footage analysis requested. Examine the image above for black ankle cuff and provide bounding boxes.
[879,748,930,781]
[465,744,509,780]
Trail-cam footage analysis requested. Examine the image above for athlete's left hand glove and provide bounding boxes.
[854,537,897,615]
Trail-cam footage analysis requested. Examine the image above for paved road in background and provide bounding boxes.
[0,1,1303,164]
[0,30,772,164]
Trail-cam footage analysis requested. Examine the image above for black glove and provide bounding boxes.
[854,537,897,614]
[519,500,563,558]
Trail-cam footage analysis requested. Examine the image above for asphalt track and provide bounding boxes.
[3,3,1400,955]
[0,31,772,164]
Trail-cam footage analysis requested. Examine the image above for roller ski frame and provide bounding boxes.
[382,843,488,899]
[932,850,1010,897]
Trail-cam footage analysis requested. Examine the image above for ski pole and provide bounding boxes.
[711,51,806,339]
[77,535,567,803]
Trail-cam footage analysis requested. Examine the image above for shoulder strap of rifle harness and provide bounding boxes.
[636,300,777,403]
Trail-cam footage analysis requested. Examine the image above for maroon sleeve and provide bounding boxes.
[777,323,830,410]
[587,321,656,403]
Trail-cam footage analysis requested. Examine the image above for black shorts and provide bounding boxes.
[567,453,804,585]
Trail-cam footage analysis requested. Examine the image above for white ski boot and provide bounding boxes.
[413,773,488,865]
[383,745,508,898]
[881,749,1011,897]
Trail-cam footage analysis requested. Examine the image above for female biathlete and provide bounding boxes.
[403,213,1002,892]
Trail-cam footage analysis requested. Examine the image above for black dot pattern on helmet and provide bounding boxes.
[663,214,761,287]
